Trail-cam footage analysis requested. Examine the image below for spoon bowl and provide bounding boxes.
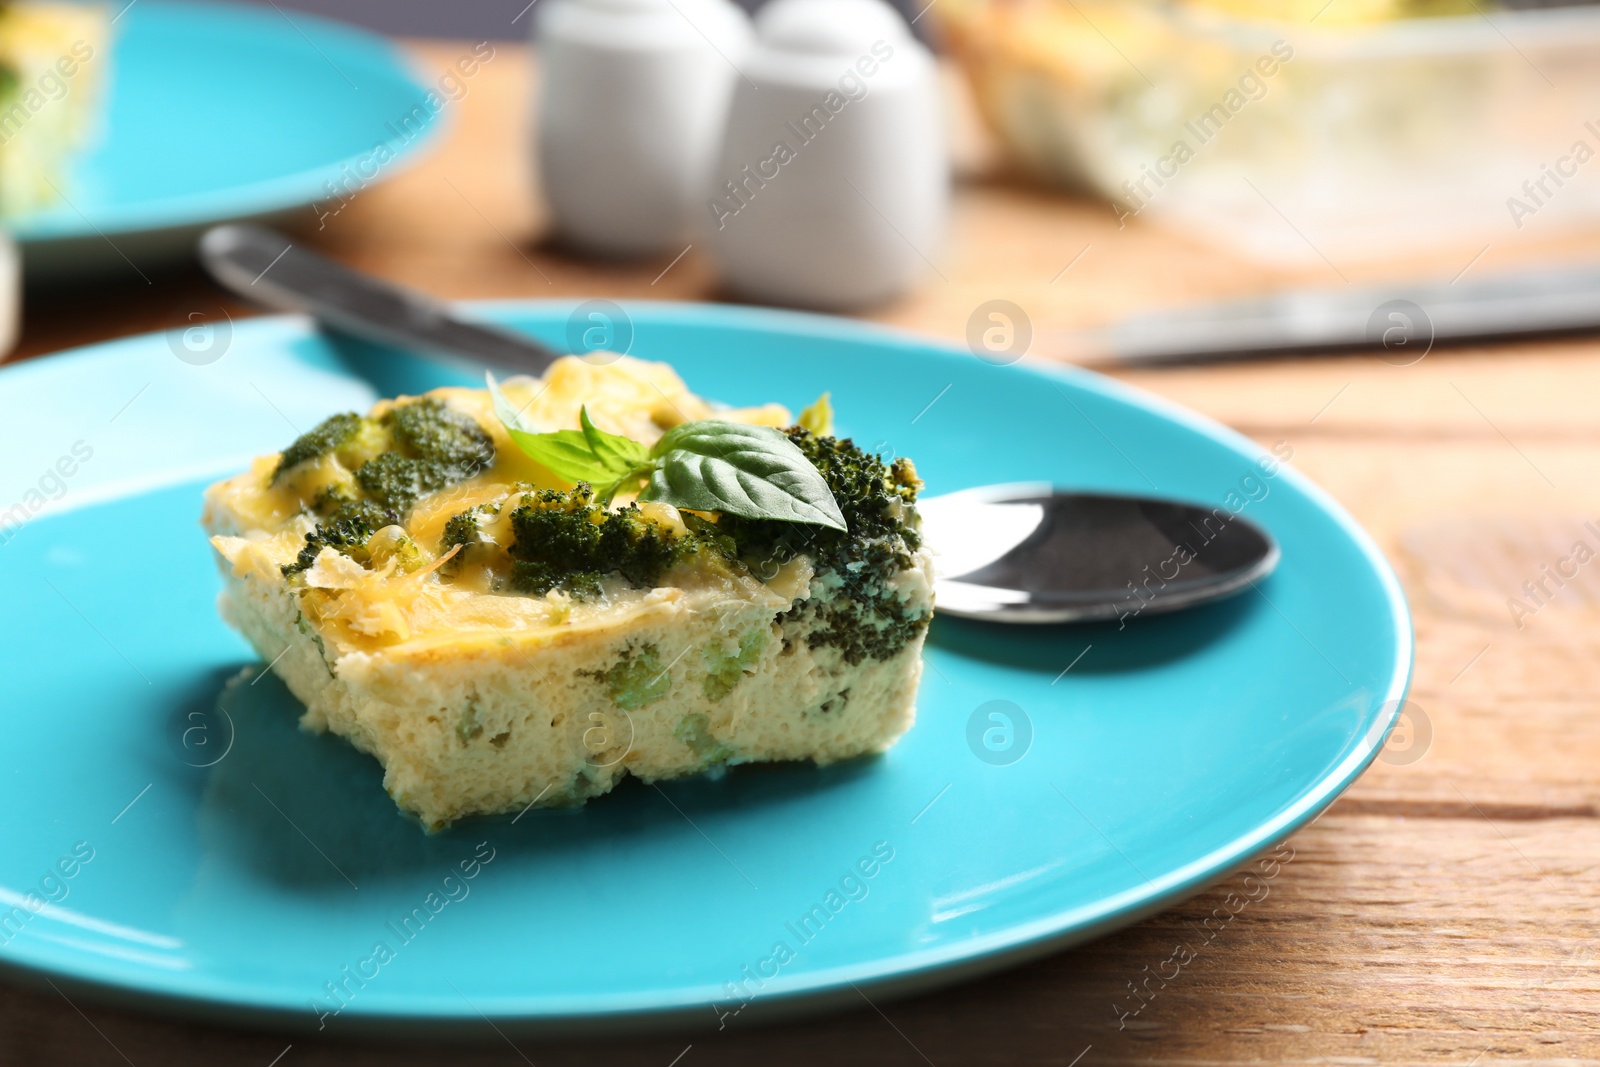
[921,484,1280,624]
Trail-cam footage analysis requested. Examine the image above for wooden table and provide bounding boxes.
[5,41,1597,1067]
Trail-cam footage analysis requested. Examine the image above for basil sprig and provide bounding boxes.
[486,374,846,530]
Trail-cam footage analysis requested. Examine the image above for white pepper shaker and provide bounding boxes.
[704,0,947,309]
[535,0,751,259]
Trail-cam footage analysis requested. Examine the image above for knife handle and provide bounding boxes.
[198,224,562,377]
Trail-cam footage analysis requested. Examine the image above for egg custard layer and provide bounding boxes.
[202,357,934,830]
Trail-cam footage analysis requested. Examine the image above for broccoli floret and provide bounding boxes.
[585,642,673,711]
[385,398,495,467]
[273,400,493,534]
[702,628,767,701]
[714,427,929,664]
[353,399,495,513]
[503,484,693,598]
[354,452,456,512]
[273,413,389,484]
[366,525,426,573]
[440,502,501,572]
[274,413,358,481]
[281,499,400,577]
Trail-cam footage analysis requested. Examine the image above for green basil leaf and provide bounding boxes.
[487,374,626,485]
[517,429,620,485]
[580,406,650,473]
[486,371,538,435]
[642,421,847,530]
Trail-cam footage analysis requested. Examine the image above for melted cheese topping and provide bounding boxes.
[204,356,798,657]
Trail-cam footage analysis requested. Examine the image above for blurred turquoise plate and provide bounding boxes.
[0,303,1411,1036]
[11,0,444,273]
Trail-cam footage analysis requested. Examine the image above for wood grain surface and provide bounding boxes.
[3,40,1597,1067]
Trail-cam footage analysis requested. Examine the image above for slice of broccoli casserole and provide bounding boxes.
[202,357,934,830]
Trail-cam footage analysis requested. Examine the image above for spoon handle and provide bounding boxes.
[198,224,562,378]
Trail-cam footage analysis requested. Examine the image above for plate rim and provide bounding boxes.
[0,302,1415,1033]
[8,0,445,243]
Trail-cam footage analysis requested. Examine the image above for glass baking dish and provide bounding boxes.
[937,0,1600,265]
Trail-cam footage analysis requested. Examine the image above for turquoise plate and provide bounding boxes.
[11,1,442,268]
[0,303,1411,1036]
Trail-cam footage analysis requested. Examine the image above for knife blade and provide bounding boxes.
[1074,263,1600,367]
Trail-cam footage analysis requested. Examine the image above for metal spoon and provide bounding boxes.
[919,484,1277,624]
[198,224,1280,624]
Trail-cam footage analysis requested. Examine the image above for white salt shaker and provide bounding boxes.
[535,0,751,258]
[704,0,947,309]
